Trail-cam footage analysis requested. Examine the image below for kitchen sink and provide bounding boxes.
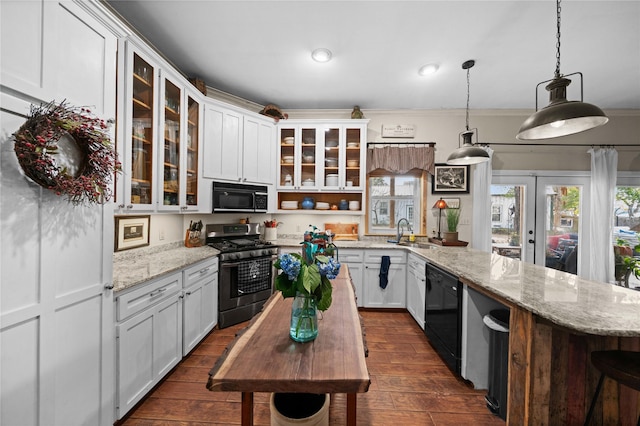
[396,241,438,249]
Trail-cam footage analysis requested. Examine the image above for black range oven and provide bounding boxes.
[206,223,278,328]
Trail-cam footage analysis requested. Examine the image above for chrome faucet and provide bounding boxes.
[396,218,411,243]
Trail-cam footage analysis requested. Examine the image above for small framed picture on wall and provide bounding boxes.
[115,215,150,251]
[431,164,470,194]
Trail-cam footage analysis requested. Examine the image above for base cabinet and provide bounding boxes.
[407,254,427,329]
[340,249,364,307]
[182,258,218,355]
[116,272,183,418]
[363,251,407,308]
[115,257,219,419]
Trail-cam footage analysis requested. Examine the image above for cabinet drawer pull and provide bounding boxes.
[451,286,457,291]
[149,288,167,297]
[199,267,210,274]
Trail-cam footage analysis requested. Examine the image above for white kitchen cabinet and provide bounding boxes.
[117,39,207,214]
[407,253,427,329]
[182,258,218,355]
[339,249,365,307]
[116,272,183,419]
[1,3,119,425]
[276,120,367,213]
[203,101,275,185]
[363,250,407,308]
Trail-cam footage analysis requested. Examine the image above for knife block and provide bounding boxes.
[184,229,203,248]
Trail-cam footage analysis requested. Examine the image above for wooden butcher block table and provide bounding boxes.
[207,265,370,425]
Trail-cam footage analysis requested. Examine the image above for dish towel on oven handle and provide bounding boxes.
[379,255,391,289]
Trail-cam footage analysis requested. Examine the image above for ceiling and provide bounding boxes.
[104,0,640,112]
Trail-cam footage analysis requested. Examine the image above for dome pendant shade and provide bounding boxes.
[517,75,608,140]
[447,130,490,165]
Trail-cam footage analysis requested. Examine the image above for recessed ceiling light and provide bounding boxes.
[311,48,332,63]
[418,63,439,76]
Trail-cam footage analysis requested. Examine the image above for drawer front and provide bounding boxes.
[339,249,364,263]
[183,257,218,289]
[117,272,182,321]
[408,254,426,277]
[364,250,406,264]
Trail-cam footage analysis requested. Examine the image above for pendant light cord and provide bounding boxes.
[465,65,471,131]
[555,0,562,78]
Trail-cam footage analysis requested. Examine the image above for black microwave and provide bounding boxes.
[212,181,268,213]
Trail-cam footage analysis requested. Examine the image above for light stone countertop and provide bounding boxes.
[113,238,640,336]
[112,242,219,292]
[279,238,640,337]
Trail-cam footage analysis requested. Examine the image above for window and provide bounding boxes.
[366,171,426,235]
[491,205,502,222]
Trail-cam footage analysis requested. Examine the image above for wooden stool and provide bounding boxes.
[584,350,640,425]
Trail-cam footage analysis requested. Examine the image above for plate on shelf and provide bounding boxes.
[283,136,294,144]
[316,202,330,210]
[347,142,359,147]
[281,201,298,209]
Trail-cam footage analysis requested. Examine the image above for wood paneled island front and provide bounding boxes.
[207,265,369,425]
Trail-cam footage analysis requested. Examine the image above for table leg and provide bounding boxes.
[347,393,357,425]
[241,392,253,426]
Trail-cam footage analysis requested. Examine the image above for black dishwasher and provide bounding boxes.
[424,263,462,374]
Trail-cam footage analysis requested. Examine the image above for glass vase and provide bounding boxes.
[289,291,318,342]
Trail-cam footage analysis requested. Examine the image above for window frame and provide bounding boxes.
[365,170,428,236]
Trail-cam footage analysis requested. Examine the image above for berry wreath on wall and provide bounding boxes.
[13,101,121,205]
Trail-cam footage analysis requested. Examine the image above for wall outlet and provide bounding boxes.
[296,225,301,232]
[159,229,165,241]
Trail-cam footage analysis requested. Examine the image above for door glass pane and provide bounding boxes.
[614,185,640,288]
[544,185,580,274]
[186,96,198,206]
[131,53,153,205]
[323,127,339,187]
[345,128,361,187]
[163,79,181,206]
[301,128,316,186]
[491,185,525,260]
[279,128,296,186]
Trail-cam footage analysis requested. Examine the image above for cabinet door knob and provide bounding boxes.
[528,239,535,244]
[104,283,114,290]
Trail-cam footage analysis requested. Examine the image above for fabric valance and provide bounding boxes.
[366,145,435,175]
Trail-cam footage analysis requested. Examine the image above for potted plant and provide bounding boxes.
[443,208,461,243]
[274,226,341,342]
[614,239,640,287]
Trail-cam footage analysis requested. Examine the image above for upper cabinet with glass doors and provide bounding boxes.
[121,48,157,211]
[276,120,368,212]
[118,40,203,213]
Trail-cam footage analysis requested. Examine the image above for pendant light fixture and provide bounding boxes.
[446,60,490,165]
[516,0,608,140]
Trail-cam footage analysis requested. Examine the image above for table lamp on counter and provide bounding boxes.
[433,198,448,240]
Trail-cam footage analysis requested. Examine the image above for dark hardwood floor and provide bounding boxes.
[120,310,505,425]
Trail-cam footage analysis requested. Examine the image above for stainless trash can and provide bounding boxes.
[483,309,510,420]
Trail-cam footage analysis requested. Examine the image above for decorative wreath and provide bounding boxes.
[13,101,121,205]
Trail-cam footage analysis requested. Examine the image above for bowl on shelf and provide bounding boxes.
[349,200,360,210]
[325,139,339,147]
[302,179,315,186]
[325,157,338,167]
[282,156,294,164]
[302,152,315,163]
[347,142,359,148]
[303,137,315,145]
[346,159,359,167]
[283,136,294,144]
[316,202,330,210]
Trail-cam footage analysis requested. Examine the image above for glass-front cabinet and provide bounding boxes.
[161,78,181,208]
[128,51,156,209]
[118,40,203,213]
[276,120,368,212]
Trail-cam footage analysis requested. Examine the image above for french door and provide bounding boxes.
[491,172,590,276]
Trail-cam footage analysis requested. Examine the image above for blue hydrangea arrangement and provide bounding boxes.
[274,229,341,312]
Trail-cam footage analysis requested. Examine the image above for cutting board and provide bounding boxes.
[324,223,359,241]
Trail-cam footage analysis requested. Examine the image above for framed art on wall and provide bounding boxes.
[115,215,150,251]
[431,164,470,194]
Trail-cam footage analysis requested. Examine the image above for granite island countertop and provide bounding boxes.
[112,242,219,292]
[278,238,640,337]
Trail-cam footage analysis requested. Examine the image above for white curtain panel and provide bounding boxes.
[471,147,494,252]
[588,147,618,283]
